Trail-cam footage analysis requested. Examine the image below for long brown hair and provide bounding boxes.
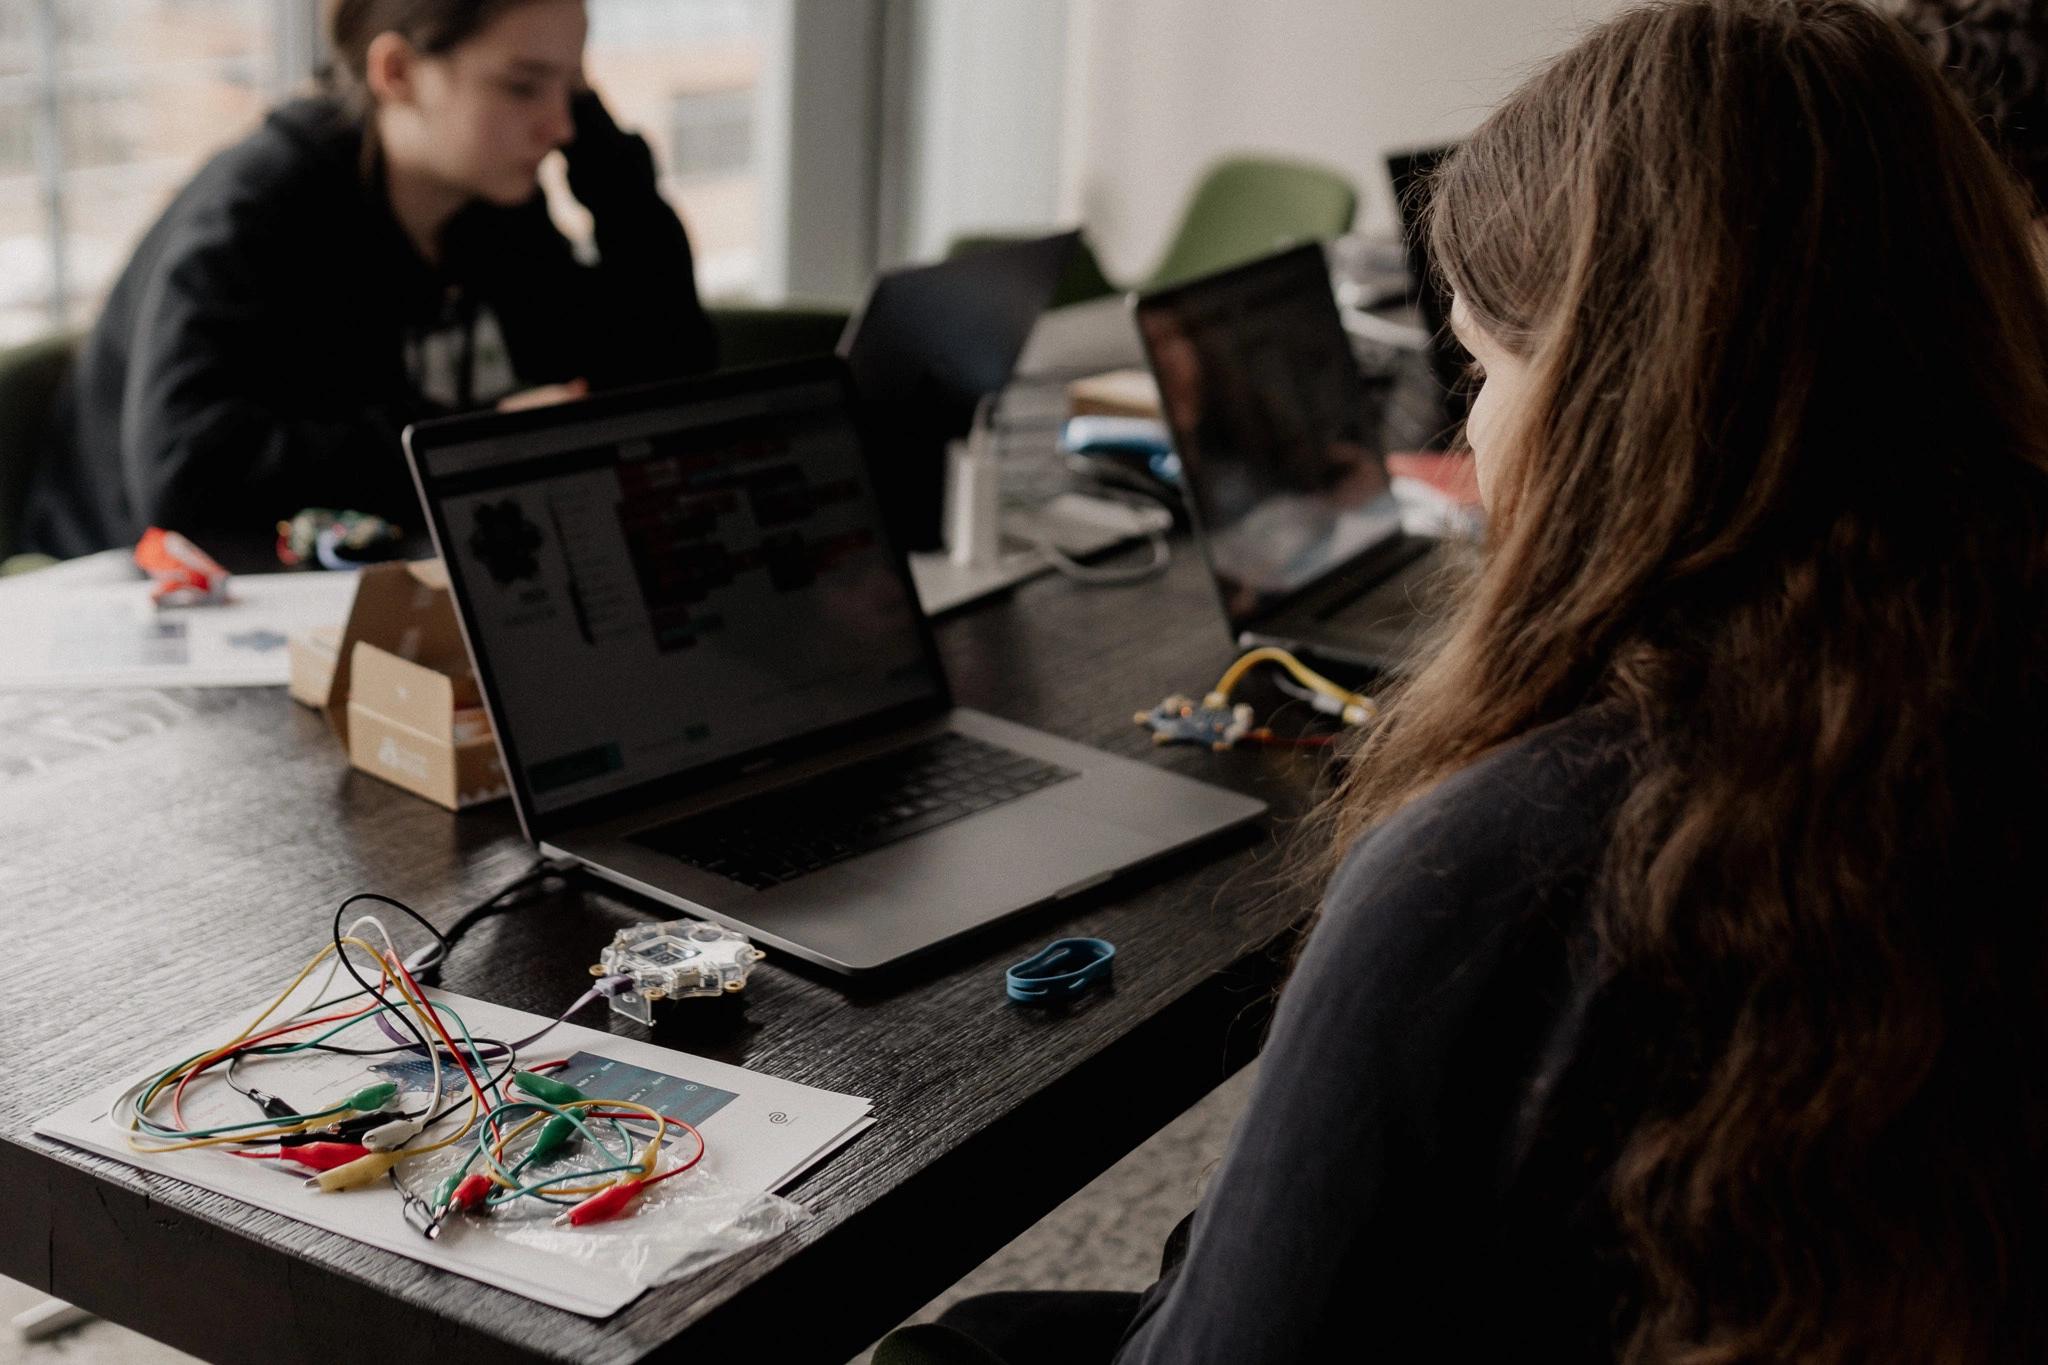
[1318,0,2048,1357]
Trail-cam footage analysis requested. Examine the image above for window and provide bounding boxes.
[0,0,302,346]
[564,0,769,299]
[3,0,878,344]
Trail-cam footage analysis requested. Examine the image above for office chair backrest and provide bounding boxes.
[0,332,75,559]
[1146,155,1360,292]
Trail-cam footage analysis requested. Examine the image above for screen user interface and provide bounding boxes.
[426,380,941,815]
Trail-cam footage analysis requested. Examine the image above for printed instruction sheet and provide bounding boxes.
[36,989,873,1316]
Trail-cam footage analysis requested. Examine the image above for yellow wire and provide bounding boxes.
[1207,646,1378,720]
[125,937,448,1154]
[123,935,662,1184]
[484,1099,671,1195]
[355,955,486,1159]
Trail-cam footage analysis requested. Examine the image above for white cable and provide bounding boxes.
[1273,673,1351,716]
[341,915,444,1121]
[1037,526,1171,584]
[1031,487,1175,586]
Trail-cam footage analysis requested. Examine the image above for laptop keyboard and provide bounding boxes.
[630,732,1078,890]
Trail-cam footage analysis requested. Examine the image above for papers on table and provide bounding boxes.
[35,989,872,1317]
[0,552,358,689]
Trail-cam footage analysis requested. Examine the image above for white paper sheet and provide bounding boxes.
[0,560,358,689]
[35,989,873,1316]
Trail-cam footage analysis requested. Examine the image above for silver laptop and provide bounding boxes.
[404,359,1264,976]
[1134,244,1453,676]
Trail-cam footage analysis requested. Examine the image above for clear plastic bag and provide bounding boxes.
[405,1135,807,1288]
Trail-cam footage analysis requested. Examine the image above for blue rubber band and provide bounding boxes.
[1006,937,1115,1004]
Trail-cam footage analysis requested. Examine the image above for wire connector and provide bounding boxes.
[554,1178,647,1227]
[305,1149,408,1192]
[1136,647,1378,750]
[361,1116,427,1152]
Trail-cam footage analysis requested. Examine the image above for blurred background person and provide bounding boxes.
[21,0,716,559]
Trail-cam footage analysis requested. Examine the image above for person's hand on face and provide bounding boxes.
[497,378,588,412]
[1448,293,1532,512]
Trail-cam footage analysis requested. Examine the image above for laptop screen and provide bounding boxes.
[1134,244,1400,630]
[413,372,944,818]
[1386,145,1470,430]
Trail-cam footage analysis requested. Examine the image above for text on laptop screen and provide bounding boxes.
[426,382,942,815]
[1135,249,1399,628]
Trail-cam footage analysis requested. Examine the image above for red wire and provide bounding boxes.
[168,1001,381,1132]
[643,1118,706,1184]
[1249,730,1335,748]
[383,951,501,1141]
[560,1109,706,1184]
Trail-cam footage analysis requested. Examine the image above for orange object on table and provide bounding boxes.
[133,528,230,606]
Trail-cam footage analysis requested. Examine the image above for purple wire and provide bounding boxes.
[365,979,628,1059]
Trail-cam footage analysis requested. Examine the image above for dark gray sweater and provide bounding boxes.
[1117,708,1638,1361]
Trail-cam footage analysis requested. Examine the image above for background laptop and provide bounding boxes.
[838,230,1081,552]
[1133,244,1451,676]
[404,359,1263,977]
[1385,144,1469,435]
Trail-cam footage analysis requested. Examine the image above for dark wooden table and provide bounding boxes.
[0,541,1334,1364]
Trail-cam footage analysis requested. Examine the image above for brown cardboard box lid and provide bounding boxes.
[287,624,344,709]
[1066,367,1162,420]
[323,560,474,744]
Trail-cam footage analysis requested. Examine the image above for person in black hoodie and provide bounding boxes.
[24,0,717,560]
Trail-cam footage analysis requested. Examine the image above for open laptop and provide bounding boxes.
[838,230,1081,553]
[403,358,1264,977]
[1133,244,1452,676]
[1385,145,1469,432]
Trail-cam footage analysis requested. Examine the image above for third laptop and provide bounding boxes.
[1133,243,1454,676]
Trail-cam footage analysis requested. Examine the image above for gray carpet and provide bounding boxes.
[850,1063,1256,1362]
[0,1066,1252,1365]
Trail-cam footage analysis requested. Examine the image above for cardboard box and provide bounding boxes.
[290,560,509,810]
[287,624,342,708]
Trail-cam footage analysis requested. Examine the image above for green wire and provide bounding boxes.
[473,1099,630,1180]
[132,998,499,1140]
[134,976,656,1212]
[465,1097,658,1212]
[483,1158,648,1208]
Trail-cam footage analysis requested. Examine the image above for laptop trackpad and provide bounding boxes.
[735,798,1154,972]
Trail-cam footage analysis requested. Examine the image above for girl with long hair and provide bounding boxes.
[912,1,2048,1360]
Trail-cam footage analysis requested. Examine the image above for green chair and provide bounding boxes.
[706,303,852,371]
[0,331,75,570]
[1144,154,1359,290]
